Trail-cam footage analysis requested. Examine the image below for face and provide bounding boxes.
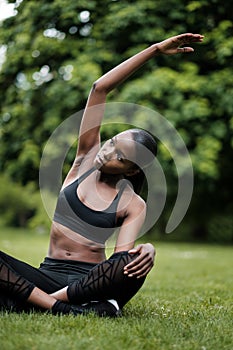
[94,131,137,175]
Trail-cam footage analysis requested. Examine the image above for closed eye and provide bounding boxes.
[110,138,115,146]
[110,137,125,161]
[117,152,124,161]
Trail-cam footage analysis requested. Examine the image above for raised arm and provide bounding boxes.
[76,44,159,160]
[76,33,204,159]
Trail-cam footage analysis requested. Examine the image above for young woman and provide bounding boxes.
[0,33,204,317]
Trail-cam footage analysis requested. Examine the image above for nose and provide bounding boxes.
[103,150,113,161]
[102,146,115,161]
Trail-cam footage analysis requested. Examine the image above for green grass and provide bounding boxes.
[0,227,232,350]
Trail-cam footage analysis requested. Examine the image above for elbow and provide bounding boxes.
[91,81,108,95]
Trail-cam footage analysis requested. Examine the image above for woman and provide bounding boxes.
[0,33,204,317]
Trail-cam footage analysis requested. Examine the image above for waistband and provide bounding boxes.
[43,250,129,267]
[42,257,97,268]
[42,251,129,266]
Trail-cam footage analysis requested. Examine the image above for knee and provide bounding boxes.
[0,251,11,262]
[108,251,139,271]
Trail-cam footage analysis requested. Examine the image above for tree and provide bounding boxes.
[0,0,232,241]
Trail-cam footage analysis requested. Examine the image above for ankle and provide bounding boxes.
[51,300,72,315]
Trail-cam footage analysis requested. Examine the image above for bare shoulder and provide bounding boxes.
[128,187,145,203]
[61,154,85,188]
[131,192,146,213]
[62,148,100,189]
[121,184,146,216]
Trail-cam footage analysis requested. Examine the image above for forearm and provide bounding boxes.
[94,44,159,94]
[93,33,204,94]
[77,33,203,153]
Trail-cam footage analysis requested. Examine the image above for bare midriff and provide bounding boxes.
[47,221,106,263]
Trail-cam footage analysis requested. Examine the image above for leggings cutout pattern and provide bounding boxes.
[0,259,35,302]
[67,251,145,308]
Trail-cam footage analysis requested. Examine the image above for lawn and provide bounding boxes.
[0,227,232,350]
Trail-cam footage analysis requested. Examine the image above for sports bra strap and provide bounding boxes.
[76,168,128,210]
[116,179,128,197]
[77,167,96,185]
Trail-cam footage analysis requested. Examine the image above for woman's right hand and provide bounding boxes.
[155,33,204,55]
[124,243,156,278]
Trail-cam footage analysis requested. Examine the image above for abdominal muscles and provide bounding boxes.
[48,221,106,263]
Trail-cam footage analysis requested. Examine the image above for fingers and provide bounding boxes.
[177,33,204,42]
[176,33,204,54]
[124,254,154,278]
[125,260,153,278]
[124,254,144,271]
[156,33,204,56]
[176,34,204,53]
[177,47,194,53]
[128,244,142,254]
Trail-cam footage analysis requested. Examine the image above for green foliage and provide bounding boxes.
[0,174,35,226]
[207,214,233,243]
[0,174,50,230]
[0,0,232,241]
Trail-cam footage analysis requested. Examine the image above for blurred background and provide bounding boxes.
[0,0,232,244]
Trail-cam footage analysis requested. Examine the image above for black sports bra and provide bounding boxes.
[53,167,126,244]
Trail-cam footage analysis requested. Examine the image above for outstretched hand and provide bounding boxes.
[156,33,204,55]
[124,243,156,279]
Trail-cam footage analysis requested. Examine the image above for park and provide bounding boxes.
[0,1,232,349]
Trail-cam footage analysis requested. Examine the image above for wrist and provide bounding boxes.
[150,43,160,56]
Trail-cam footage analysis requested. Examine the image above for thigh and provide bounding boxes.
[67,251,145,308]
[39,257,96,287]
[0,251,62,293]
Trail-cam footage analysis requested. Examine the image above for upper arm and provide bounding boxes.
[114,197,146,252]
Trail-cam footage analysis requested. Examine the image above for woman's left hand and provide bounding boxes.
[124,243,156,278]
[156,33,204,55]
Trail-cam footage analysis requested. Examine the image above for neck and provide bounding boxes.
[98,171,124,187]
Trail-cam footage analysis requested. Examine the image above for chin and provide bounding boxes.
[93,159,102,170]
[100,167,123,175]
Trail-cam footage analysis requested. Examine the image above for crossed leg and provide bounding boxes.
[52,251,145,309]
[0,251,145,316]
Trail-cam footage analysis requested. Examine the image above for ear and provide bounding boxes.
[125,168,140,177]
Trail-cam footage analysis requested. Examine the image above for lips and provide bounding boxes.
[95,154,104,168]
[97,155,104,164]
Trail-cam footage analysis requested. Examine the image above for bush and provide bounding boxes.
[0,174,51,231]
[0,174,35,226]
[27,189,53,232]
[207,214,233,243]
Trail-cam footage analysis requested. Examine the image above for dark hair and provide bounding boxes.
[125,128,157,195]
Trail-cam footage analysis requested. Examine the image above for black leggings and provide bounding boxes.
[0,251,145,312]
